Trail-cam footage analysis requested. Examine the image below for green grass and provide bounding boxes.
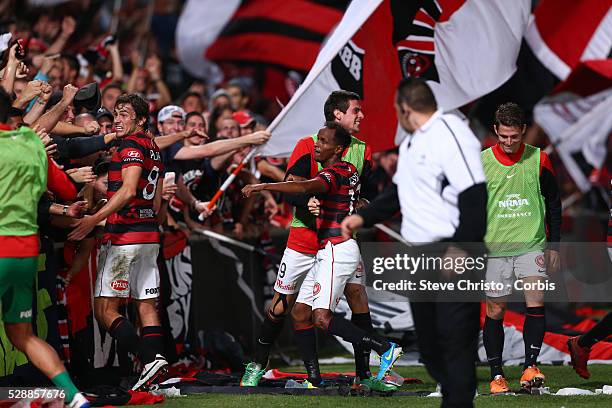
[158,364,612,407]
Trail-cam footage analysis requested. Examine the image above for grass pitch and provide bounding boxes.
[158,364,612,407]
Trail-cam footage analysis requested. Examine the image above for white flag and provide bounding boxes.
[264,0,530,157]
[536,91,612,192]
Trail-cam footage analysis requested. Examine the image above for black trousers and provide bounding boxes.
[410,301,480,408]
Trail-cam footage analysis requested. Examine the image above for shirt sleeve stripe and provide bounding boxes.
[440,118,476,184]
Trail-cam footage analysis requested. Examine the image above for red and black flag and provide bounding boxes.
[176,0,349,78]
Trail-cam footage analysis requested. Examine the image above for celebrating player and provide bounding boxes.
[240,91,381,390]
[242,122,402,386]
[69,94,169,390]
[481,103,561,394]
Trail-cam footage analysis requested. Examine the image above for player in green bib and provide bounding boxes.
[481,103,561,395]
[0,88,89,408]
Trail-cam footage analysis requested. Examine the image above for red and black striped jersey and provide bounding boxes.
[105,133,163,245]
[285,135,373,254]
[315,161,360,248]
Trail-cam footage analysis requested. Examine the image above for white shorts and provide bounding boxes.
[95,243,160,300]
[273,248,316,295]
[296,239,361,312]
[485,251,548,298]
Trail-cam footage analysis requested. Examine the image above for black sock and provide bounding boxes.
[483,316,505,379]
[523,306,545,368]
[351,312,373,379]
[141,326,165,359]
[327,316,390,356]
[294,326,317,361]
[294,326,321,385]
[579,312,612,348]
[109,317,155,363]
[254,316,284,366]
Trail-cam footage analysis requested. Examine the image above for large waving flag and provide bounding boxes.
[525,0,612,81]
[176,0,348,79]
[534,60,612,192]
[263,0,530,156]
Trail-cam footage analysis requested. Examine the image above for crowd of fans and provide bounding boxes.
[0,1,399,249]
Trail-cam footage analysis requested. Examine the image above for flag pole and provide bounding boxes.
[199,0,384,216]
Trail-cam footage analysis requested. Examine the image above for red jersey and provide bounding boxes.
[104,133,163,245]
[315,161,360,248]
[286,135,372,254]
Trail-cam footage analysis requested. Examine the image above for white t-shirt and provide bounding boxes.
[393,109,485,243]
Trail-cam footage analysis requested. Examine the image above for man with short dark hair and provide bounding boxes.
[342,77,488,407]
[226,79,249,111]
[481,102,561,394]
[69,93,169,391]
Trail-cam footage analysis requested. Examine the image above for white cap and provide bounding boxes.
[157,105,186,123]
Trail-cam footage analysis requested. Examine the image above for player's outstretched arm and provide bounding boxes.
[174,131,271,161]
[242,178,327,197]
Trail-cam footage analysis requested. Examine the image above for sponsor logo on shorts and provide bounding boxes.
[313,282,321,296]
[111,279,129,291]
[275,279,296,292]
[535,255,545,268]
[20,309,32,318]
[145,287,159,295]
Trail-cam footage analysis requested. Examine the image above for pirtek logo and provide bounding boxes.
[145,287,159,295]
[111,279,129,290]
[498,194,529,211]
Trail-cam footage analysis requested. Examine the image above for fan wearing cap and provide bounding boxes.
[156,105,213,220]
[96,107,114,135]
[156,105,272,222]
[232,110,256,135]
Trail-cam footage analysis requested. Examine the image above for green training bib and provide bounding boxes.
[482,144,546,256]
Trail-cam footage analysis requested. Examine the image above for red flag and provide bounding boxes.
[265,0,530,156]
[525,0,612,80]
[176,0,348,78]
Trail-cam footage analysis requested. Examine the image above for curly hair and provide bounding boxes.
[115,93,149,130]
[494,102,525,128]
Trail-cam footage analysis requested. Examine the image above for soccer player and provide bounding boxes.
[481,103,561,394]
[240,91,380,389]
[242,122,402,387]
[0,89,89,408]
[69,94,169,390]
